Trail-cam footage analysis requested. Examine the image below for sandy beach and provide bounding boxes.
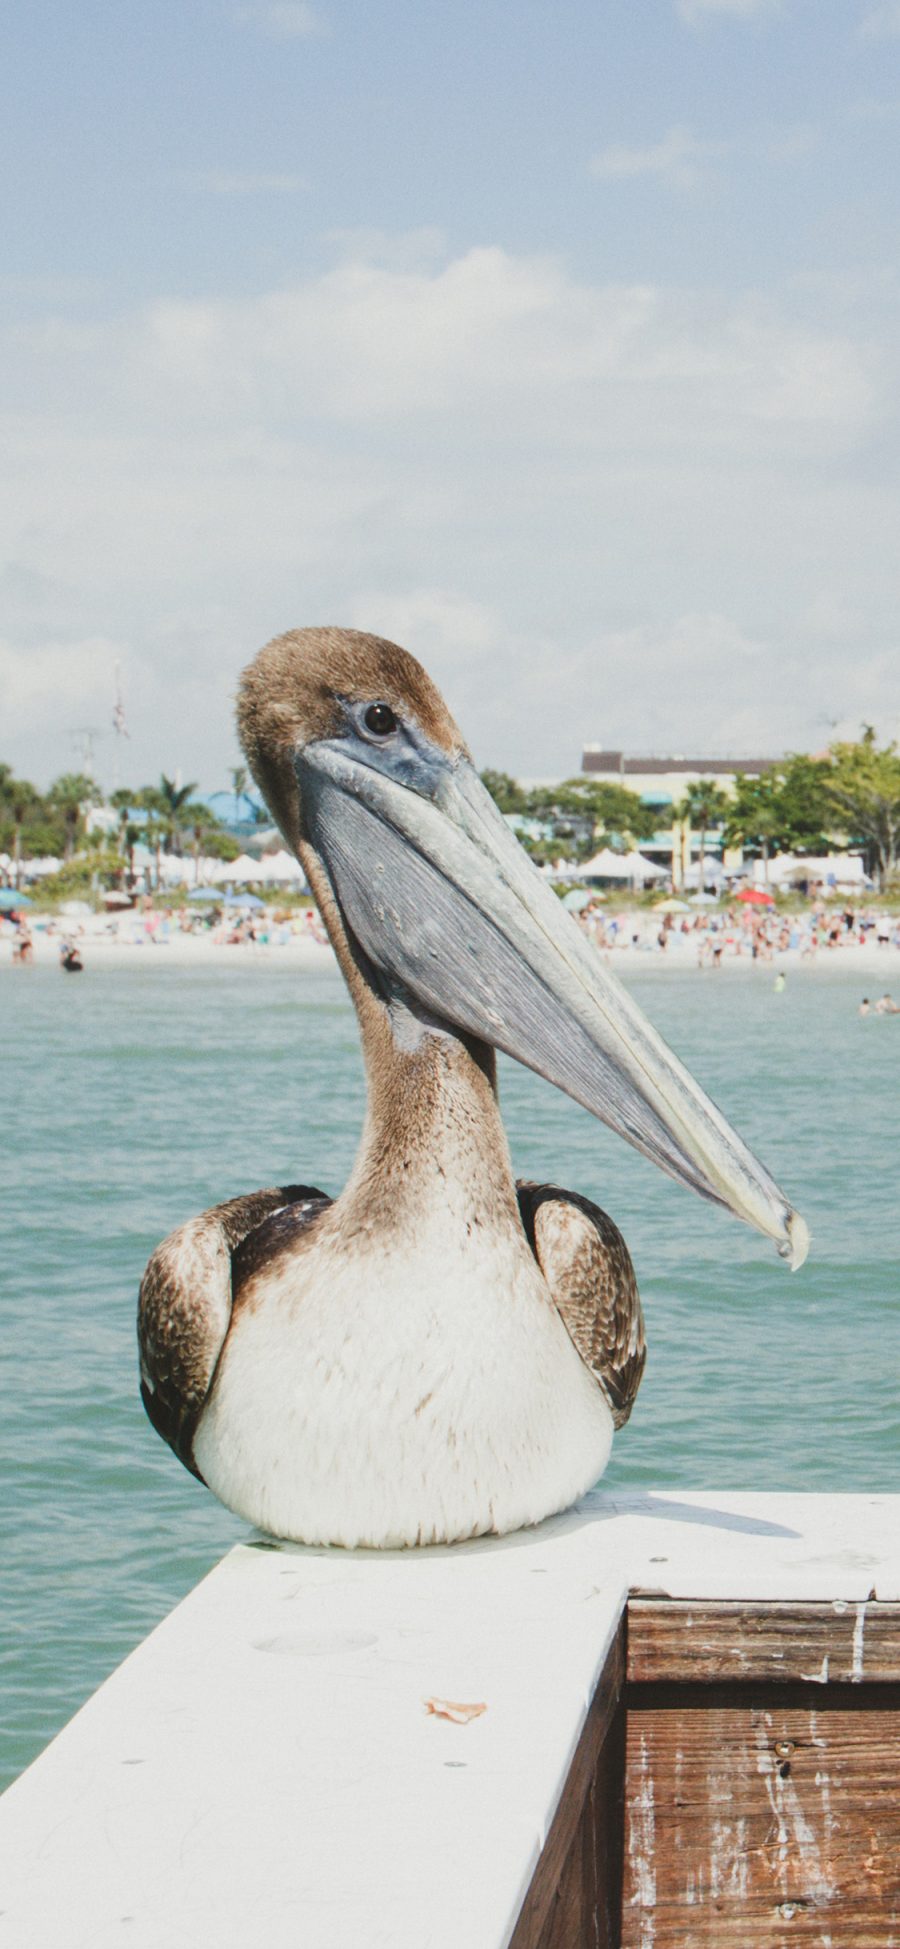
[4,907,900,978]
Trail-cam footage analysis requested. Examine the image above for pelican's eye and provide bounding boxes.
[363,702,398,737]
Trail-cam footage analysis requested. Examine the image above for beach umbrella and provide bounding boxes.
[0,888,31,910]
[689,892,718,906]
[736,887,775,906]
[562,888,591,910]
[654,897,690,913]
[188,886,223,902]
[225,891,265,910]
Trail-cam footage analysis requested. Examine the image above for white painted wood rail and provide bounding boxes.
[1,1492,897,1949]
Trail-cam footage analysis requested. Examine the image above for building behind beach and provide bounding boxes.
[581,748,779,885]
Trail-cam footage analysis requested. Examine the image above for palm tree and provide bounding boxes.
[47,772,98,863]
[187,804,219,884]
[676,781,729,896]
[158,775,199,857]
[0,768,41,888]
[133,787,167,888]
[109,790,141,888]
[230,765,248,825]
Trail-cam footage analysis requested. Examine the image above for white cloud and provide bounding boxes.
[677,0,780,21]
[590,126,725,191]
[860,1,900,35]
[0,238,895,788]
[111,250,870,435]
[191,171,308,195]
[0,637,127,772]
[235,3,326,38]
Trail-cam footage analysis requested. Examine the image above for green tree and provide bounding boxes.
[722,774,784,881]
[826,729,900,889]
[158,775,199,856]
[109,789,147,889]
[0,767,43,887]
[723,757,836,879]
[185,801,230,882]
[479,769,526,814]
[230,765,249,821]
[674,781,729,895]
[46,772,100,862]
[519,778,657,861]
[200,827,241,863]
[773,755,832,854]
[132,787,167,886]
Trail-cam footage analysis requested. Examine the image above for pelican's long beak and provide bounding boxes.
[301,746,809,1269]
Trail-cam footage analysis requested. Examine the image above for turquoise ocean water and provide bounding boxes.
[2,958,898,1790]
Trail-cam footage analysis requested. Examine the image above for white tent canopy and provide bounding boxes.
[157,854,192,885]
[683,855,725,888]
[577,848,666,883]
[252,849,307,885]
[21,857,63,879]
[214,853,263,883]
[760,852,869,888]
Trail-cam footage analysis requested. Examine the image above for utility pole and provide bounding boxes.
[70,727,102,780]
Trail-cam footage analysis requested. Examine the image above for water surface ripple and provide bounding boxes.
[2,960,897,1787]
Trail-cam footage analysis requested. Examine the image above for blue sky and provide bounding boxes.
[3,0,900,789]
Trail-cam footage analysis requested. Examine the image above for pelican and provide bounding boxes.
[139,628,808,1548]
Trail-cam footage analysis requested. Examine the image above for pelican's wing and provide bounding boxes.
[138,1184,330,1479]
[516,1181,646,1428]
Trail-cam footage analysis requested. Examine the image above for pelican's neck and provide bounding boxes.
[299,842,521,1240]
[348,996,522,1235]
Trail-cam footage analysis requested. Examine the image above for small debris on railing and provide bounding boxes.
[424,1697,487,1724]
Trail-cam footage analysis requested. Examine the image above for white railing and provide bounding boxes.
[1,1491,896,1949]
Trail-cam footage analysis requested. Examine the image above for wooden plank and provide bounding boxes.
[587,1695,627,1949]
[627,1598,900,1685]
[531,1692,627,1949]
[621,1693,900,1947]
[526,1703,627,1949]
[508,1618,626,1949]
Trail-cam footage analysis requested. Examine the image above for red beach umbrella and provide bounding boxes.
[735,887,775,906]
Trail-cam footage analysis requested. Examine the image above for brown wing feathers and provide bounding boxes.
[138,1183,330,1478]
[517,1181,646,1428]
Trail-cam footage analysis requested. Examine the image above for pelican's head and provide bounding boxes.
[238,626,809,1270]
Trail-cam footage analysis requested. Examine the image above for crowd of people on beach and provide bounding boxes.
[3,890,900,975]
[574,899,900,963]
[1,895,331,968]
[116,901,330,950]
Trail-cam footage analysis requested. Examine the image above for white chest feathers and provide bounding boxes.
[192,1212,613,1548]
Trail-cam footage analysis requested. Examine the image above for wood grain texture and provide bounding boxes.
[621,1692,900,1947]
[627,1598,900,1686]
[507,1621,626,1949]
